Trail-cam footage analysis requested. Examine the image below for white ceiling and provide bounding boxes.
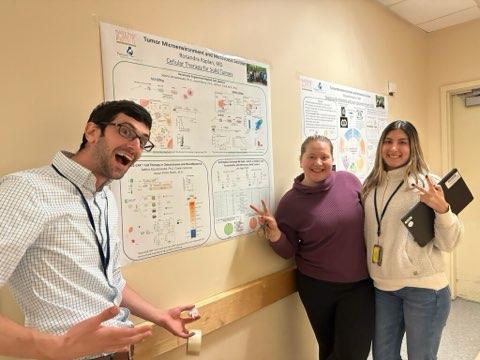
[375,0,480,32]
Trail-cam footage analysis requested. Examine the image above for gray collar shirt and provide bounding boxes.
[0,151,131,335]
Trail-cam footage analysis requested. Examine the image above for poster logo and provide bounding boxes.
[312,81,325,93]
[301,78,312,90]
[115,29,136,46]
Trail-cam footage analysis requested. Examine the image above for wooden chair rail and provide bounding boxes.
[134,267,296,359]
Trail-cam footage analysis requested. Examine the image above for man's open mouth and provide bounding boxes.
[115,151,133,166]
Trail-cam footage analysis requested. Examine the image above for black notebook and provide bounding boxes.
[401,168,474,247]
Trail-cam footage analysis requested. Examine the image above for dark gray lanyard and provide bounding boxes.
[374,181,404,237]
[51,164,110,280]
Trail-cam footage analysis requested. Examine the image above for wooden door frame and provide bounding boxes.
[440,79,480,298]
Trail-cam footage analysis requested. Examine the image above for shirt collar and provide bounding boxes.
[52,151,108,194]
[293,171,335,194]
[384,165,407,181]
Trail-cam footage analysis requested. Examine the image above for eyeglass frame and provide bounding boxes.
[107,122,155,152]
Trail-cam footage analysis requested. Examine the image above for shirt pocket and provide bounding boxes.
[405,238,436,275]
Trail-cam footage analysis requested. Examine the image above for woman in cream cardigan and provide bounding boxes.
[362,120,463,360]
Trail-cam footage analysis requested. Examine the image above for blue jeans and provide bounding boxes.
[373,286,451,360]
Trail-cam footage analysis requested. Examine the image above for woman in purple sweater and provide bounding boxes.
[251,135,374,359]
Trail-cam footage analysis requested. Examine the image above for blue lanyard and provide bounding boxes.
[51,164,110,280]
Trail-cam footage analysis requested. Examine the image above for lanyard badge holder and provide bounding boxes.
[372,245,383,265]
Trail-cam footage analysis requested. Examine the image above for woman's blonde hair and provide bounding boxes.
[362,120,429,198]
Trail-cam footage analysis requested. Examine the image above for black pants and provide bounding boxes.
[296,271,374,360]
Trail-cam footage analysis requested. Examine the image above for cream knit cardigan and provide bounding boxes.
[364,167,464,291]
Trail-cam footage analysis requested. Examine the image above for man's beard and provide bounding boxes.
[94,140,131,182]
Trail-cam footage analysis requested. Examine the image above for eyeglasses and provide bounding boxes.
[108,122,155,152]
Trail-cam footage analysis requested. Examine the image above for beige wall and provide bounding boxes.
[451,95,480,302]
[426,18,480,172]
[425,19,480,296]
[0,1,429,359]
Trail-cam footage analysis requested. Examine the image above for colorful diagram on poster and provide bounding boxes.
[118,160,210,259]
[339,128,366,174]
[100,23,273,262]
[212,158,270,239]
[300,76,388,180]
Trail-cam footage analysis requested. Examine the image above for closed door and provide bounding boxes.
[451,94,480,302]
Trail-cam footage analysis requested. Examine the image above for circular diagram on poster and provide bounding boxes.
[339,128,366,174]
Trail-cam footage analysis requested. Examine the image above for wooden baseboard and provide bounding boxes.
[134,267,296,359]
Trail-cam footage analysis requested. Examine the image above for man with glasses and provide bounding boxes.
[0,100,198,359]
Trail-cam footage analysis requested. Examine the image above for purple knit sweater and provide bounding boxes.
[270,171,368,283]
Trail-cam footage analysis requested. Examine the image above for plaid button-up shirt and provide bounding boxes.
[0,151,131,336]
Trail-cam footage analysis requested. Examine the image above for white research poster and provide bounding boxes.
[300,76,388,181]
[100,23,273,262]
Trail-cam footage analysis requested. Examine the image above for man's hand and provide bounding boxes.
[157,304,200,339]
[120,285,200,340]
[40,307,152,360]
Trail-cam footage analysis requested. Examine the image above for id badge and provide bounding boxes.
[372,245,383,266]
